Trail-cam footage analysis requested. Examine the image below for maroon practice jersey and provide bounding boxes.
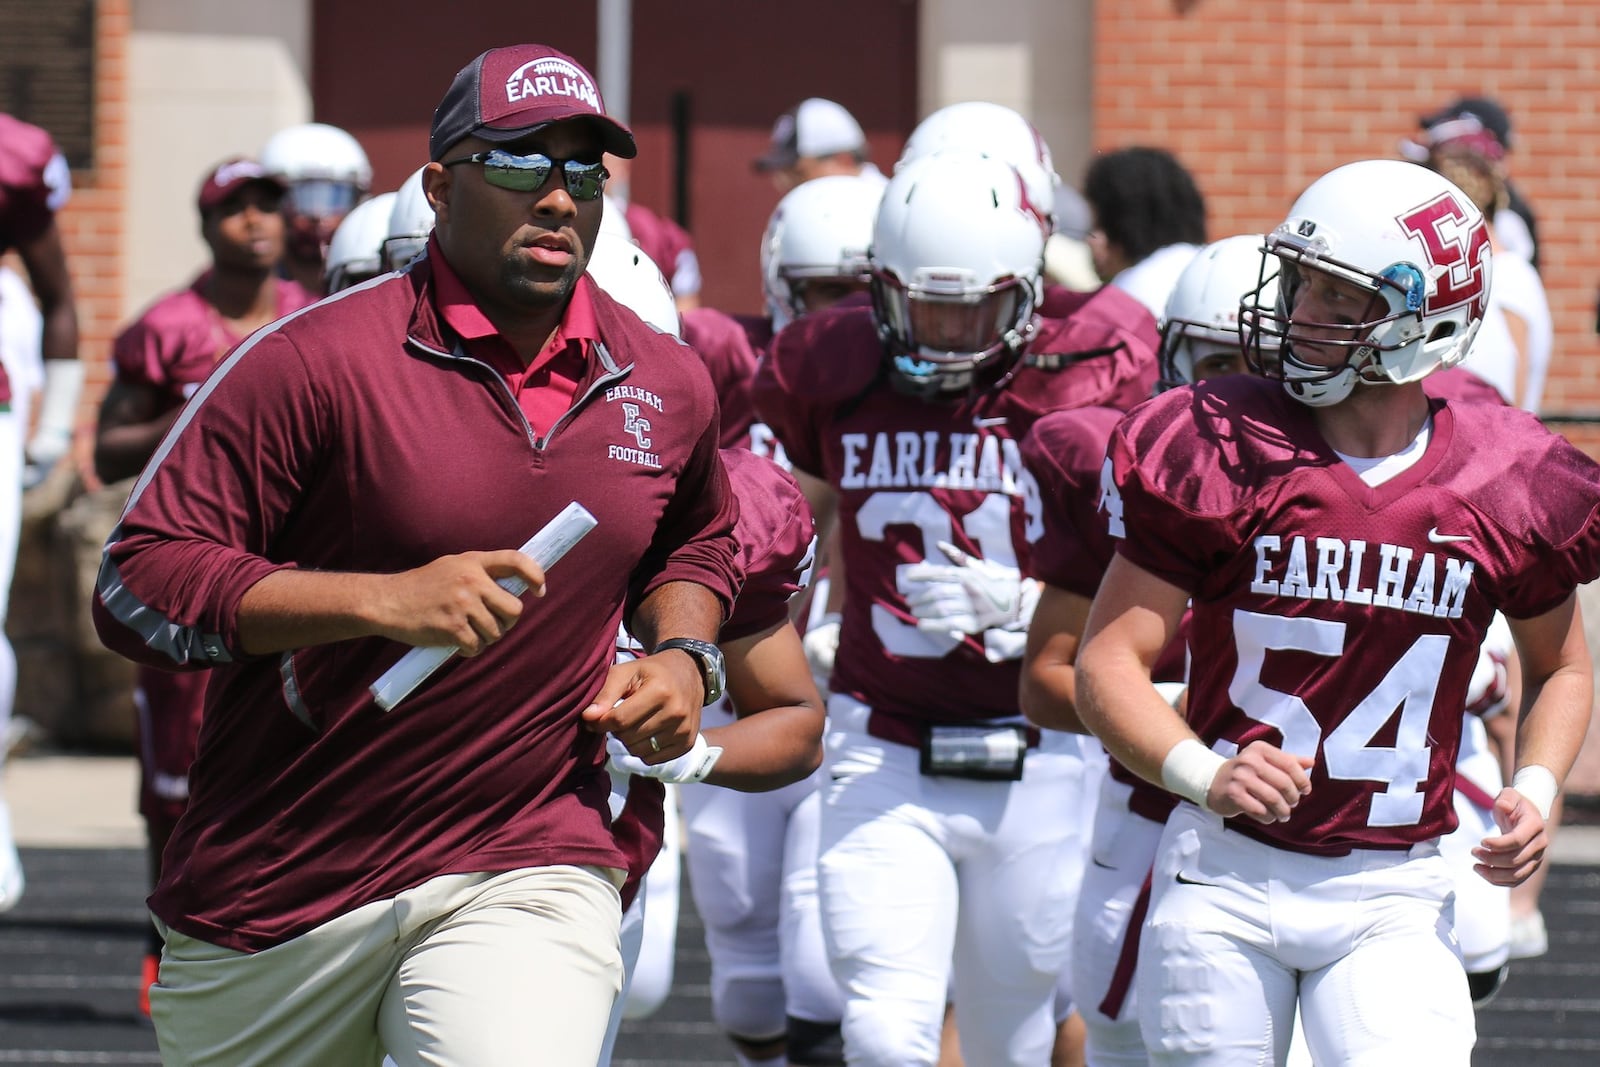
[754,295,1156,726]
[111,272,319,411]
[614,448,816,908]
[95,262,740,952]
[1107,374,1600,853]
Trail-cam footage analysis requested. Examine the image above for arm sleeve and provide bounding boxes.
[1019,411,1118,596]
[721,460,816,642]
[110,314,176,391]
[93,330,321,668]
[1497,440,1600,618]
[2,141,69,247]
[1104,418,1215,593]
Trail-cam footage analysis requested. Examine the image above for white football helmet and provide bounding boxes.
[600,194,634,242]
[870,150,1045,398]
[760,173,882,331]
[261,122,372,187]
[382,168,433,272]
[1158,234,1277,390]
[324,191,397,293]
[586,232,681,338]
[260,122,373,224]
[1242,159,1491,407]
[896,102,1058,234]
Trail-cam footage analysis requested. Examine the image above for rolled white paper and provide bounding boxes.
[370,501,598,711]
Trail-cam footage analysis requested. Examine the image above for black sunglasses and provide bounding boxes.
[442,149,609,201]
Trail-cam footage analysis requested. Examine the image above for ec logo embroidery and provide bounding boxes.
[622,403,652,449]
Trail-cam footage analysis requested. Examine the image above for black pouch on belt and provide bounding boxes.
[918,723,1028,781]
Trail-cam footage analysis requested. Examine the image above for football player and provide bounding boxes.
[0,115,82,912]
[1076,159,1599,1065]
[324,191,398,294]
[260,122,373,295]
[753,148,1157,1066]
[1023,233,1273,1067]
[598,449,826,1067]
[675,172,882,1067]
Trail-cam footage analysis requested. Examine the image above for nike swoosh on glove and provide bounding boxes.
[605,732,724,783]
[902,540,1040,636]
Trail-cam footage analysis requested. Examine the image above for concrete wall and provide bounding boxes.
[125,0,310,321]
[919,0,1094,189]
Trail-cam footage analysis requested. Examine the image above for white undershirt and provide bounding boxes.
[1331,417,1432,487]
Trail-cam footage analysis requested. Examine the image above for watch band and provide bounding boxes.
[655,637,726,706]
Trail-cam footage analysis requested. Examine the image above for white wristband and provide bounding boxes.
[27,359,84,458]
[1161,738,1228,811]
[1511,764,1559,822]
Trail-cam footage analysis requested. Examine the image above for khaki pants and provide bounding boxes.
[152,864,625,1067]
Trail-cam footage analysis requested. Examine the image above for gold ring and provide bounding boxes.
[648,735,661,753]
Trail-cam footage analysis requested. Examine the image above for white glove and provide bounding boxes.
[605,732,723,784]
[903,541,1039,636]
[802,612,842,694]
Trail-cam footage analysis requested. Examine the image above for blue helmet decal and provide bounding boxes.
[1379,262,1427,312]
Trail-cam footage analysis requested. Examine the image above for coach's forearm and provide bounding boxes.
[236,569,395,655]
[632,580,723,650]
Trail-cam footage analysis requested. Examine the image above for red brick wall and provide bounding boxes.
[1093,0,1600,447]
[57,0,129,484]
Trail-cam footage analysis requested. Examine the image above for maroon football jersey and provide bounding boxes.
[624,201,699,297]
[1018,406,1123,595]
[754,298,1155,725]
[1107,375,1600,853]
[1424,365,1510,407]
[1021,405,1180,822]
[112,272,320,411]
[680,306,788,464]
[1037,281,1159,349]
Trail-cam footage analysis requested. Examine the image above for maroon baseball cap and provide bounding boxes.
[196,158,287,216]
[429,45,637,161]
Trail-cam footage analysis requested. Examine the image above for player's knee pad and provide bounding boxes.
[711,971,786,1041]
[786,1015,845,1067]
[1467,963,1510,1008]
